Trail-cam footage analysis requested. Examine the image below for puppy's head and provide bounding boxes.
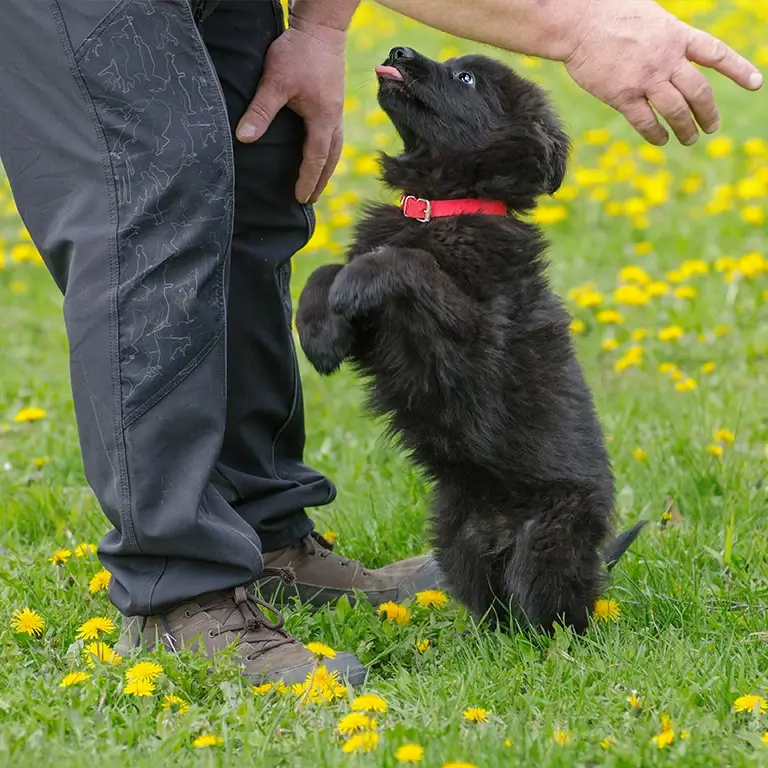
[376,48,569,203]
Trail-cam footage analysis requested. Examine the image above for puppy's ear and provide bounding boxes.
[537,120,569,195]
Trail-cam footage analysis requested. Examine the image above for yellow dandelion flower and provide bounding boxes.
[13,407,46,423]
[639,145,666,164]
[651,714,675,748]
[321,530,337,544]
[553,730,572,745]
[601,338,619,352]
[341,731,380,754]
[76,616,117,641]
[658,362,677,374]
[377,601,411,625]
[553,184,578,202]
[701,362,716,374]
[593,598,620,622]
[89,569,111,593]
[415,589,449,608]
[681,175,703,194]
[416,639,431,653]
[658,326,684,342]
[463,707,490,723]
[531,205,568,225]
[680,259,709,277]
[706,444,724,457]
[680,730,691,740]
[590,187,609,203]
[762,732,768,745]
[575,289,603,308]
[337,712,377,735]
[351,693,388,713]
[714,429,735,445]
[674,286,696,300]
[714,324,730,337]
[354,155,379,175]
[125,661,163,683]
[83,641,122,666]
[124,678,155,697]
[193,734,223,749]
[633,448,648,461]
[11,607,45,637]
[631,328,647,341]
[743,138,768,157]
[741,206,765,226]
[646,280,669,297]
[33,456,50,469]
[733,694,768,714]
[305,642,337,659]
[574,167,611,187]
[633,241,653,256]
[162,694,189,713]
[707,136,733,158]
[49,548,72,565]
[614,284,650,306]
[253,683,275,695]
[618,265,651,285]
[627,690,643,709]
[675,378,697,392]
[75,542,97,557]
[583,128,611,146]
[715,256,737,273]
[604,201,624,216]
[569,319,586,334]
[59,671,91,687]
[395,744,424,763]
[596,310,624,325]
[600,736,616,749]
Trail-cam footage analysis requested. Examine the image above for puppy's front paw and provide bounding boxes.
[296,313,353,375]
[328,258,387,321]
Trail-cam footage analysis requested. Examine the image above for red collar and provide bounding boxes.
[400,194,507,222]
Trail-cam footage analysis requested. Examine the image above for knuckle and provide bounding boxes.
[692,80,713,103]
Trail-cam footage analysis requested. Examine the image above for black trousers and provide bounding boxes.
[0,0,335,615]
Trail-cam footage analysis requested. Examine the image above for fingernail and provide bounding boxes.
[237,123,257,141]
[704,118,719,135]
[683,133,699,146]
[748,71,763,89]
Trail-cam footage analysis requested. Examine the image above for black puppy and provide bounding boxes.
[296,48,644,633]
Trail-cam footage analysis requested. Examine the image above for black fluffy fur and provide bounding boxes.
[296,49,644,633]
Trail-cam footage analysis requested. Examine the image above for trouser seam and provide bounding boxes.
[123,325,225,429]
[48,0,141,559]
[71,0,131,59]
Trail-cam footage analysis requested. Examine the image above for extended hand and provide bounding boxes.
[236,20,346,204]
[565,0,762,145]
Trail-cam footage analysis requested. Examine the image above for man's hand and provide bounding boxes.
[564,0,763,146]
[236,20,346,204]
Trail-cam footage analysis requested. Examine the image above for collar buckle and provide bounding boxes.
[402,195,432,223]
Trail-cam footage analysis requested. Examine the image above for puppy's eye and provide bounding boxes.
[456,71,475,86]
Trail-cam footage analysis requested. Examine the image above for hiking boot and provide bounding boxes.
[256,531,445,609]
[114,585,367,685]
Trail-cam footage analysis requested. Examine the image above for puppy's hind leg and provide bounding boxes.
[296,264,354,375]
[502,506,607,634]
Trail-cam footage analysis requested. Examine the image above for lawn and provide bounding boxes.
[1,1,767,766]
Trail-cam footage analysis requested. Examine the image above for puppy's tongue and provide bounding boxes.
[375,65,403,81]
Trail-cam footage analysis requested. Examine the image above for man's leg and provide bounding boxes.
[0,0,365,684]
[201,0,443,607]
[202,0,334,554]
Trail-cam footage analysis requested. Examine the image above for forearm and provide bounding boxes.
[290,0,361,32]
[374,0,591,61]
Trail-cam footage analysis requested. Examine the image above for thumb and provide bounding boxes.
[236,78,287,143]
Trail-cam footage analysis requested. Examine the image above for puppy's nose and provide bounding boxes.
[387,46,414,64]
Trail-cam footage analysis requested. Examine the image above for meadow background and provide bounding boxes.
[1,0,767,765]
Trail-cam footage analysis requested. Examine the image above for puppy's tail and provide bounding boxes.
[602,520,647,571]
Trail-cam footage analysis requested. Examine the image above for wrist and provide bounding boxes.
[530,0,595,62]
[290,0,360,33]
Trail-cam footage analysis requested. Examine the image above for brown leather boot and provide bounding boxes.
[114,585,366,685]
[256,532,445,608]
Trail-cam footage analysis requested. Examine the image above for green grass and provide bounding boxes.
[1,2,767,765]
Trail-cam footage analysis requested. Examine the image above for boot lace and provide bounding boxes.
[198,586,297,660]
[300,531,352,567]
